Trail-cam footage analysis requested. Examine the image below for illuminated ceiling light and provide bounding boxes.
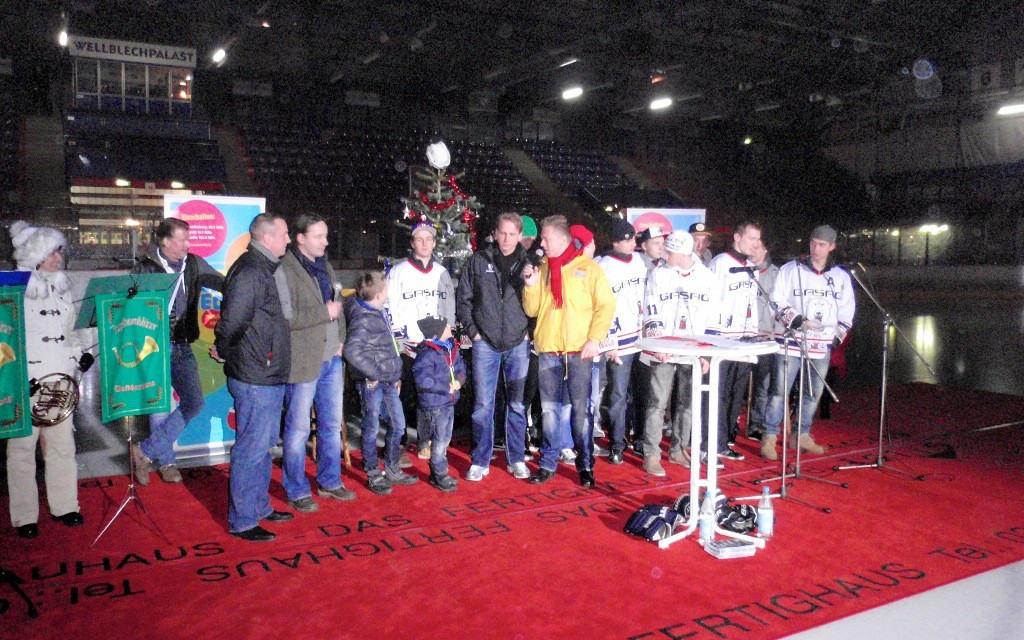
[700,114,722,121]
[179,89,188,99]
[997,103,1024,116]
[179,80,187,86]
[562,86,583,100]
[649,97,673,110]
[185,75,192,81]
[124,217,140,227]
[260,19,270,28]
[743,136,754,145]
[650,70,666,84]
[115,178,130,187]
[559,58,578,68]
[58,29,69,47]
[362,51,381,65]
[212,48,227,63]
[754,103,780,112]
[171,181,185,189]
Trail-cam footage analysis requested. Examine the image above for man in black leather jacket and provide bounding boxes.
[214,213,293,542]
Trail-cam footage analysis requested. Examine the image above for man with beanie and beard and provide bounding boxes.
[522,215,614,487]
[6,221,92,538]
[130,217,224,486]
[761,225,855,460]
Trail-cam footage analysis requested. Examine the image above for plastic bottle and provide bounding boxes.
[698,491,715,543]
[757,485,774,539]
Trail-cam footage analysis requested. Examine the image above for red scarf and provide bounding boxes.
[546,244,583,309]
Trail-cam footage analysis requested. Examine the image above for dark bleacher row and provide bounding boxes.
[1,103,20,217]
[240,124,545,225]
[518,140,633,192]
[65,134,227,184]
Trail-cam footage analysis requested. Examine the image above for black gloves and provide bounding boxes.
[78,352,95,373]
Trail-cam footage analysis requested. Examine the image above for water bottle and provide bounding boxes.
[757,486,774,539]
[698,491,715,543]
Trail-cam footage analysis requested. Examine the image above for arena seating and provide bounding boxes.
[239,123,545,228]
[65,133,226,184]
[518,139,634,192]
[0,94,20,217]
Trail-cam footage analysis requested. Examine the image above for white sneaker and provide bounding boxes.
[593,423,606,438]
[593,443,610,457]
[465,465,490,482]
[559,448,577,464]
[507,462,530,479]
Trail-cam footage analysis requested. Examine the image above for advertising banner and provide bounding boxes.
[625,208,706,235]
[69,35,197,68]
[161,195,266,460]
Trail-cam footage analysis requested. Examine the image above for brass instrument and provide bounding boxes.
[30,372,80,426]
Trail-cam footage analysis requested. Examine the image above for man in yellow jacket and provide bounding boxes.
[523,216,614,487]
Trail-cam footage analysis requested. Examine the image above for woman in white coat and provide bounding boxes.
[7,221,92,539]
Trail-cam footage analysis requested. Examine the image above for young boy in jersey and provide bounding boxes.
[345,271,419,495]
[412,317,467,492]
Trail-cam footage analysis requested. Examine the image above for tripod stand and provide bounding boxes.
[91,417,168,548]
[834,263,932,479]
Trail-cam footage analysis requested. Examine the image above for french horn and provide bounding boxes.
[30,372,80,427]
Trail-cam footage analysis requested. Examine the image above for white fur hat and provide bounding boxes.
[9,221,66,270]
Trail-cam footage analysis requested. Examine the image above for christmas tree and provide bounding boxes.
[398,141,481,274]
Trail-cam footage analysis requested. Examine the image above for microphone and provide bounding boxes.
[332,282,344,302]
[729,266,755,274]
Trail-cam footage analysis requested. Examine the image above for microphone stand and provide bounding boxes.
[833,263,931,479]
[741,264,845,514]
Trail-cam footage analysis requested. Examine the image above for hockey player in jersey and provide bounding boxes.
[386,222,456,458]
[594,218,647,464]
[761,225,855,461]
[639,231,720,476]
[707,221,762,464]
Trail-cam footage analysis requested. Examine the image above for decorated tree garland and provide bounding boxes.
[398,142,482,274]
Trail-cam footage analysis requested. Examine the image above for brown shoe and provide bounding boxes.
[643,455,666,477]
[158,464,183,483]
[760,435,778,461]
[797,434,826,454]
[667,449,690,468]
[130,443,152,486]
[398,452,413,469]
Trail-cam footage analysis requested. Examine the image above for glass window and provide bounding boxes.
[76,59,98,93]
[100,61,122,96]
[125,64,146,97]
[171,69,191,102]
[149,67,170,101]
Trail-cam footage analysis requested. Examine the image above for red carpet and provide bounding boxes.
[2,383,1024,640]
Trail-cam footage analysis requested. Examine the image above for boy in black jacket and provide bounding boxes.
[413,317,467,492]
[344,272,418,495]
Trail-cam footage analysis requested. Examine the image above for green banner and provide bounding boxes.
[97,289,171,422]
[0,285,31,439]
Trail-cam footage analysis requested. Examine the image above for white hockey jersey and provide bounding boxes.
[385,258,455,349]
[596,252,647,354]
[708,251,759,338]
[640,261,720,364]
[772,259,855,359]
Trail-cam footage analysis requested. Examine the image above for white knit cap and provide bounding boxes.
[9,221,67,270]
[664,230,694,255]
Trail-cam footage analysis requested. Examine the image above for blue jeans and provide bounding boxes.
[358,380,405,475]
[749,353,775,432]
[764,353,831,436]
[282,356,344,501]
[595,352,636,452]
[419,405,455,475]
[141,343,205,466]
[538,353,594,472]
[227,378,286,533]
[470,339,529,467]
